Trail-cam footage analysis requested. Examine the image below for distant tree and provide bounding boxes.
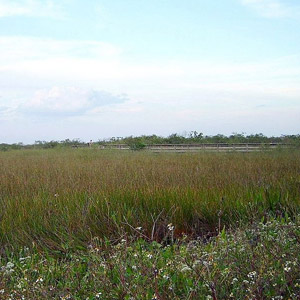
[166,133,186,144]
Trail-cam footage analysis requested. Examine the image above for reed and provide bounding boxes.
[0,148,299,250]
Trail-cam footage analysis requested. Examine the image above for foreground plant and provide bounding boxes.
[1,216,299,299]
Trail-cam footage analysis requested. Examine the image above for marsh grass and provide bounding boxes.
[0,148,299,251]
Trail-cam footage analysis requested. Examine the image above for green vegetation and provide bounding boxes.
[0,148,300,298]
[1,132,300,151]
[126,140,146,151]
[118,132,300,146]
[1,217,299,299]
[1,149,300,249]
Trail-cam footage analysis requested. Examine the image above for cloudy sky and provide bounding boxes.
[0,0,299,143]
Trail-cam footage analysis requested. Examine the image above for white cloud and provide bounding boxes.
[0,36,121,64]
[0,36,299,141]
[0,0,64,18]
[1,36,299,96]
[0,37,299,121]
[0,105,16,120]
[240,0,300,18]
[19,87,128,117]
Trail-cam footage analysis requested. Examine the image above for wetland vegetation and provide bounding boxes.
[0,148,299,299]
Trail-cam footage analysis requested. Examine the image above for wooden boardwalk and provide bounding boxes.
[99,143,292,152]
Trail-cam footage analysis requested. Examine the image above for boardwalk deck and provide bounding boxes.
[98,143,292,152]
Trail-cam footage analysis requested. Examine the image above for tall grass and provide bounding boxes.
[0,148,300,250]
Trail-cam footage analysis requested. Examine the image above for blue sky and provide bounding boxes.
[0,0,299,143]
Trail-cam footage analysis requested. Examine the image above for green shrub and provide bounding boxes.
[128,141,146,151]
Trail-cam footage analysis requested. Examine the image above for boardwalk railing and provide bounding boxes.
[96,143,293,152]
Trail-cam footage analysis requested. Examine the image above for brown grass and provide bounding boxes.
[0,148,299,250]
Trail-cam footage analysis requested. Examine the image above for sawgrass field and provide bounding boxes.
[0,148,300,299]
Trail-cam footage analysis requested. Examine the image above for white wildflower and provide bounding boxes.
[36,277,44,283]
[231,278,238,284]
[247,271,257,279]
[19,256,31,262]
[6,262,14,269]
[167,223,175,231]
[181,265,192,272]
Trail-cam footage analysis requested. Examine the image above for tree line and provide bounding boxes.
[1,132,300,151]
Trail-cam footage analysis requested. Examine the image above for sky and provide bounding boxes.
[0,0,300,143]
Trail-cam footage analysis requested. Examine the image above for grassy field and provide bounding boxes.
[0,148,300,299]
